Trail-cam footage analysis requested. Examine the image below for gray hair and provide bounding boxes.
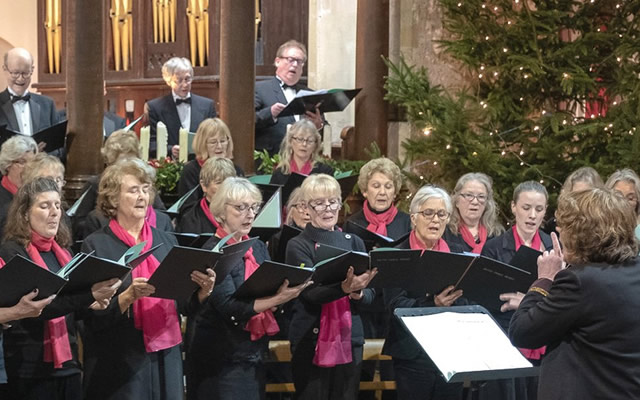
[209,177,262,222]
[410,185,453,215]
[513,181,548,203]
[448,172,504,236]
[286,187,304,225]
[605,168,640,214]
[0,136,38,175]
[161,57,194,85]
[562,167,603,194]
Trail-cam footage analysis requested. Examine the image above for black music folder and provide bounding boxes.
[170,232,214,248]
[369,248,423,290]
[278,88,361,117]
[343,221,410,251]
[0,255,68,307]
[312,249,370,286]
[395,306,537,383]
[0,120,68,153]
[273,224,303,263]
[270,172,307,207]
[509,245,543,274]
[234,261,313,299]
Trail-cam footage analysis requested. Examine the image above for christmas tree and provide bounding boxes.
[385,0,640,219]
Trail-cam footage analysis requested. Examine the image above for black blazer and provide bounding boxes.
[176,200,217,234]
[270,162,334,186]
[0,89,59,134]
[509,259,640,400]
[254,77,310,155]
[0,183,14,241]
[147,93,216,150]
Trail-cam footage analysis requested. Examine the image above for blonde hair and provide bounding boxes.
[101,129,140,165]
[561,167,604,194]
[97,158,155,219]
[448,172,504,236]
[605,168,640,215]
[192,118,234,161]
[199,157,237,186]
[556,188,638,265]
[300,174,341,203]
[276,119,322,175]
[357,158,403,195]
[21,153,65,186]
[209,177,262,224]
[286,187,304,225]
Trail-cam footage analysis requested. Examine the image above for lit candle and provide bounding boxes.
[156,122,168,159]
[178,128,188,162]
[140,126,150,161]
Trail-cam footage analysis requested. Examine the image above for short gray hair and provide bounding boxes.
[605,168,640,214]
[161,57,193,85]
[0,136,38,175]
[209,177,262,223]
[410,185,452,215]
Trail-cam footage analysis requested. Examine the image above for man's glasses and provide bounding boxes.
[226,202,261,215]
[281,56,305,66]
[172,76,193,85]
[459,192,487,204]
[291,136,317,145]
[413,209,450,220]
[4,66,33,80]
[308,199,341,212]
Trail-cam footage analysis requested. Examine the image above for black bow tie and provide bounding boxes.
[282,83,296,90]
[175,97,191,105]
[11,94,30,103]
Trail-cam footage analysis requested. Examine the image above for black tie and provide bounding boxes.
[175,97,191,105]
[11,94,30,103]
[282,83,296,90]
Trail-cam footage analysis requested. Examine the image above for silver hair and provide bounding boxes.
[605,168,640,214]
[410,185,452,215]
[161,57,194,85]
[0,136,37,175]
[209,177,263,222]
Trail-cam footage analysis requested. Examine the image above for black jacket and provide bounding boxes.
[270,162,334,186]
[0,89,59,134]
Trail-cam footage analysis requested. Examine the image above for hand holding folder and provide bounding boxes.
[0,120,67,153]
[278,88,361,117]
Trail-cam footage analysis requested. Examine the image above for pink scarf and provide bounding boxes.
[145,206,157,228]
[108,219,182,352]
[215,226,279,341]
[290,159,312,175]
[409,230,450,253]
[1,175,18,195]
[200,198,220,229]
[196,158,206,167]
[26,231,73,368]
[362,200,398,237]
[459,224,488,254]
[512,227,546,360]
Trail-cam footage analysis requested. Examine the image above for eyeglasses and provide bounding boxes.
[51,177,66,186]
[459,192,487,204]
[172,76,193,85]
[226,202,261,215]
[292,203,308,212]
[308,198,341,212]
[12,158,29,166]
[4,66,33,79]
[291,136,317,145]
[414,209,449,220]
[281,56,305,66]
[207,139,229,147]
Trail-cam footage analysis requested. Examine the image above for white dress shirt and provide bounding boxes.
[172,91,191,130]
[8,87,33,135]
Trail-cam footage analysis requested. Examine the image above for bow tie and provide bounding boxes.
[175,97,191,105]
[11,94,30,103]
[282,83,296,90]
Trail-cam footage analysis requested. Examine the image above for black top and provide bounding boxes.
[442,225,497,253]
[270,162,334,185]
[0,240,95,379]
[190,236,270,366]
[345,206,412,241]
[510,259,640,400]
[177,159,245,212]
[0,183,14,240]
[268,222,303,263]
[83,209,174,237]
[284,224,374,353]
[176,199,217,234]
[382,237,467,362]
[481,226,553,329]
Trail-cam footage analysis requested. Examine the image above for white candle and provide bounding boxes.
[178,128,188,162]
[322,124,332,157]
[156,122,168,159]
[140,126,150,161]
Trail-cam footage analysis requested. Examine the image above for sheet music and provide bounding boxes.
[400,312,532,382]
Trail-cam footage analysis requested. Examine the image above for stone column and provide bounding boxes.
[354,0,389,159]
[219,0,255,174]
[64,0,105,199]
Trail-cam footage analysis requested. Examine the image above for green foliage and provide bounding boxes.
[253,150,280,174]
[385,0,640,220]
[149,158,184,195]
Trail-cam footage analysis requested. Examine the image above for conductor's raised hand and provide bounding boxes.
[192,268,216,302]
[499,292,524,312]
[341,266,378,295]
[434,285,463,307]
[537,232,565,281]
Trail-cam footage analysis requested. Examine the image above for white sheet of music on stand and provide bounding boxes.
[400,312,533,382]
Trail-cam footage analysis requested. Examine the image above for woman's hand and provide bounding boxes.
[6,290,55,321]
[275,279,314,304]
[91,278,122,303]
[118,278,156,313]
[341,266,378,294]
[192,268,216,303]
[434,285,463,307]
[537,232,565,281]
[499,292,524,312]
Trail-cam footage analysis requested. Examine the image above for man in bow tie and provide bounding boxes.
[0,48,59,151]
[146,57,216,159]
[254,40,323,158]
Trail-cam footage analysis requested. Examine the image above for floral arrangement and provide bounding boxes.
[148,157,184,195]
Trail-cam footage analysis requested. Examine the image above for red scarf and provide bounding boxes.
[362,200,398,237]
[108,219,182,352]
[145,206,157,228]
[196,158,206,167]
[200,198,220,229]
[1,175,18,195]
[26,231,73,369]
[215,225,279,340]
[459,224,488,254]
[409,230,450,253]
[290,159,312,175]
[512,227,546,360]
